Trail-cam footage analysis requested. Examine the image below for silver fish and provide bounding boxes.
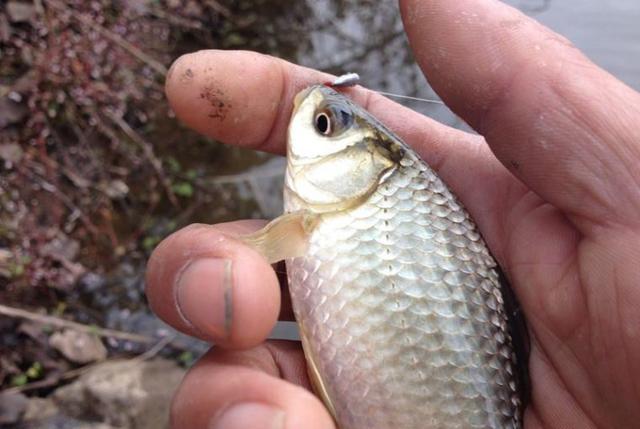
[246,85,524,429]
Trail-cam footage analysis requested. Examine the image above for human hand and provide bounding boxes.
[145,0,640,428]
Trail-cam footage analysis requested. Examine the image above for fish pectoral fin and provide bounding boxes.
[239,211,320,264]
[300,325,338,421]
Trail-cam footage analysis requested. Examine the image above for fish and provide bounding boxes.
[244,84,525,429]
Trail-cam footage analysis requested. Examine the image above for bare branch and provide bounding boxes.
[45,0,168,76]
[0,304,152,344]
[105,110,179,207]
[1,336,175,394]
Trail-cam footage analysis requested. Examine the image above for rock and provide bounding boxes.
[22,397,59,421]
[53,359,185,429]
[40,233,80,261]
[100,179,130,199]
[0,142,23,164]
[0,391,28,425]
[6,2,36,23]
[0,97,28,129]
[16,397,117,429]
[49,329,108,364]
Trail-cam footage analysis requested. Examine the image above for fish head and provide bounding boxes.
[285,85,405,213]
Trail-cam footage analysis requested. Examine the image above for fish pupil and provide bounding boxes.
[315,112,331,135]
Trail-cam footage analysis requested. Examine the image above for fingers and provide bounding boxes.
[400,0,640,230]
[165,50,330,154]
[171,341,335,429]
[145,221,281,349]
[165,49,531,262]
[164,49,478,162]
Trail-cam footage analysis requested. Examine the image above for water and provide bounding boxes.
[303,0,640,119]
[529,0,640,90]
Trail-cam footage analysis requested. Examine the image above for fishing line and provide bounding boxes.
[373,91,444,105]
[329,72,445,106]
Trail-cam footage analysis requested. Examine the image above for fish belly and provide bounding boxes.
[286,157,521,429]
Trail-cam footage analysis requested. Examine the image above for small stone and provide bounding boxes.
[0,391,28,425]
[41,233,80,261]
[7,2,36,23]
[22,397,59,421]
[54,359,185,429]
[0,97,28,129]
[0,143,24,164]
[49,329,108,364]
[101,179,130,199]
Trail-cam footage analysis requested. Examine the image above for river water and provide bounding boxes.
[532,0,640,90]
[295,0,640,127]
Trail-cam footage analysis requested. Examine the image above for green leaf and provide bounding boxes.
[165,157,181,173]
[178,351,195,367]
[10,263,24,278]
[172,182,194,198]
[166,220,177,232]
[26,362,43,379]
[11,374,28,387]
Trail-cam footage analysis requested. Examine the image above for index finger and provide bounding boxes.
[164,49,481,160]
[165,50,329,154]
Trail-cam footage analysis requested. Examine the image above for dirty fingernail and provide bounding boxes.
[210,403,285,429]
[176,258,233,339]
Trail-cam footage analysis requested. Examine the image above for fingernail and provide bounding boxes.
[210,403,285,429]
[176,258,233,339]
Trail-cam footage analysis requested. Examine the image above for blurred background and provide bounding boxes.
[1,0,639,427]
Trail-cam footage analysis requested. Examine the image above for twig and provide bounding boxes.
[20,163,101,238]
[105,110,179,207]
[204,0,233,20]
[45,0,167,77]
[148,8,203,31]
[129,334,176,364]
[1,336,176,395]
[2,365,89,394]
[0,304,152,343]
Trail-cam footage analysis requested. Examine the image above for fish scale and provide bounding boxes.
[285,145,521,429]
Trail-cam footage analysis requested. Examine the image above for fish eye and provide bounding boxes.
[313,103,354,137]
[315,112,331,135]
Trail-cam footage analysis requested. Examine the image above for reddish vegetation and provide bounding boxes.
[0,0,274,392]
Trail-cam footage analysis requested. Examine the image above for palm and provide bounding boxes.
[494,182,637,428]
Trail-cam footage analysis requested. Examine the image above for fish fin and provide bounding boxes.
[299,324,338,421]
[240,211,320,264]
